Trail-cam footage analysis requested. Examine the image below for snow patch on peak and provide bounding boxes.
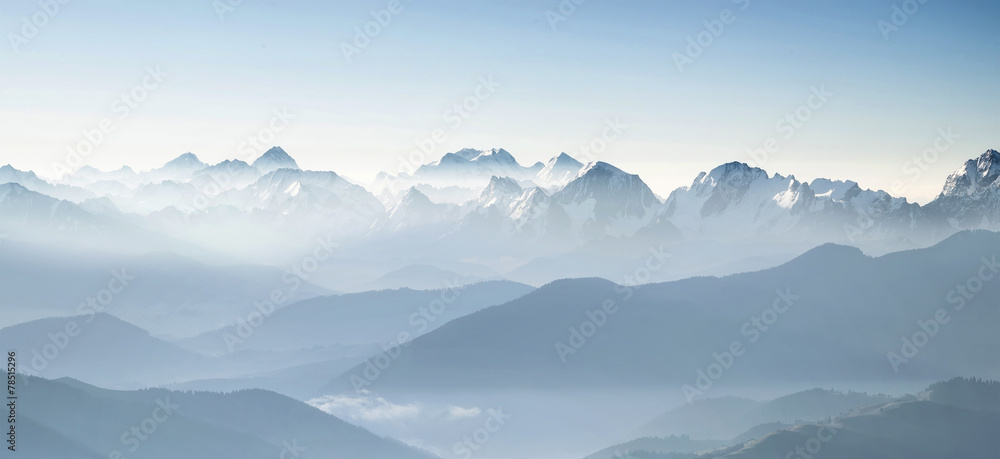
[577,161,628,179]
[439,148,518,166]
[555,161,660,230]
[484,176,522,194]
[538,153,585,186]
[809,178,859,201]
[696,162,769,189]
[375,186,449,233]
[472,148,518,166]
[453,148,483,161]
[479,176,524,210]
[925,149,1000,229]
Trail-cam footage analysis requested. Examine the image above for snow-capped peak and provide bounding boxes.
[482,176,522,195]
[471,148,518,166]
[435,148,518,166]
[537,153,585,186]
[507,186,557,226]
[940,149,1000,197]
[405,148,539,190]
[692,161,770,191]
[252,146,300,174]
[377,186,447,231]
[479,176,524,209]
[556,161,660,223]
[925,150,1000,229]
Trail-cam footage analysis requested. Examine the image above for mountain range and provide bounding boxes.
[2,147,996,291]
[321,230,1000,394]
[583,377,1000,459]
[0,242,331,336]
[5,228,997,457]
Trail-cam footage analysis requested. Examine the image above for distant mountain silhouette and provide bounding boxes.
[586,378,999,459]
[322,230,1000,393]
[0,242,332,337]
[178,280,533,353]
[636,388,892,440]
[704,381,999,458]
[16,375,435,459]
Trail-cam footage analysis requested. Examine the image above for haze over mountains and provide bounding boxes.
[14,374,435,459]
[2,147,997,292]
[320,230,1000,394]
[584,378,1000,459]
[5,0,997,455]
[0,243,331,334]
[2,147,998,459]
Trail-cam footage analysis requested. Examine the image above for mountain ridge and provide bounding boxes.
[1,147,994,290]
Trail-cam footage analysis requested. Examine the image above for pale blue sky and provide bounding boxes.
[0,0,997,202]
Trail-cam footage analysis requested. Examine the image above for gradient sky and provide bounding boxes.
[0,0,997,203]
